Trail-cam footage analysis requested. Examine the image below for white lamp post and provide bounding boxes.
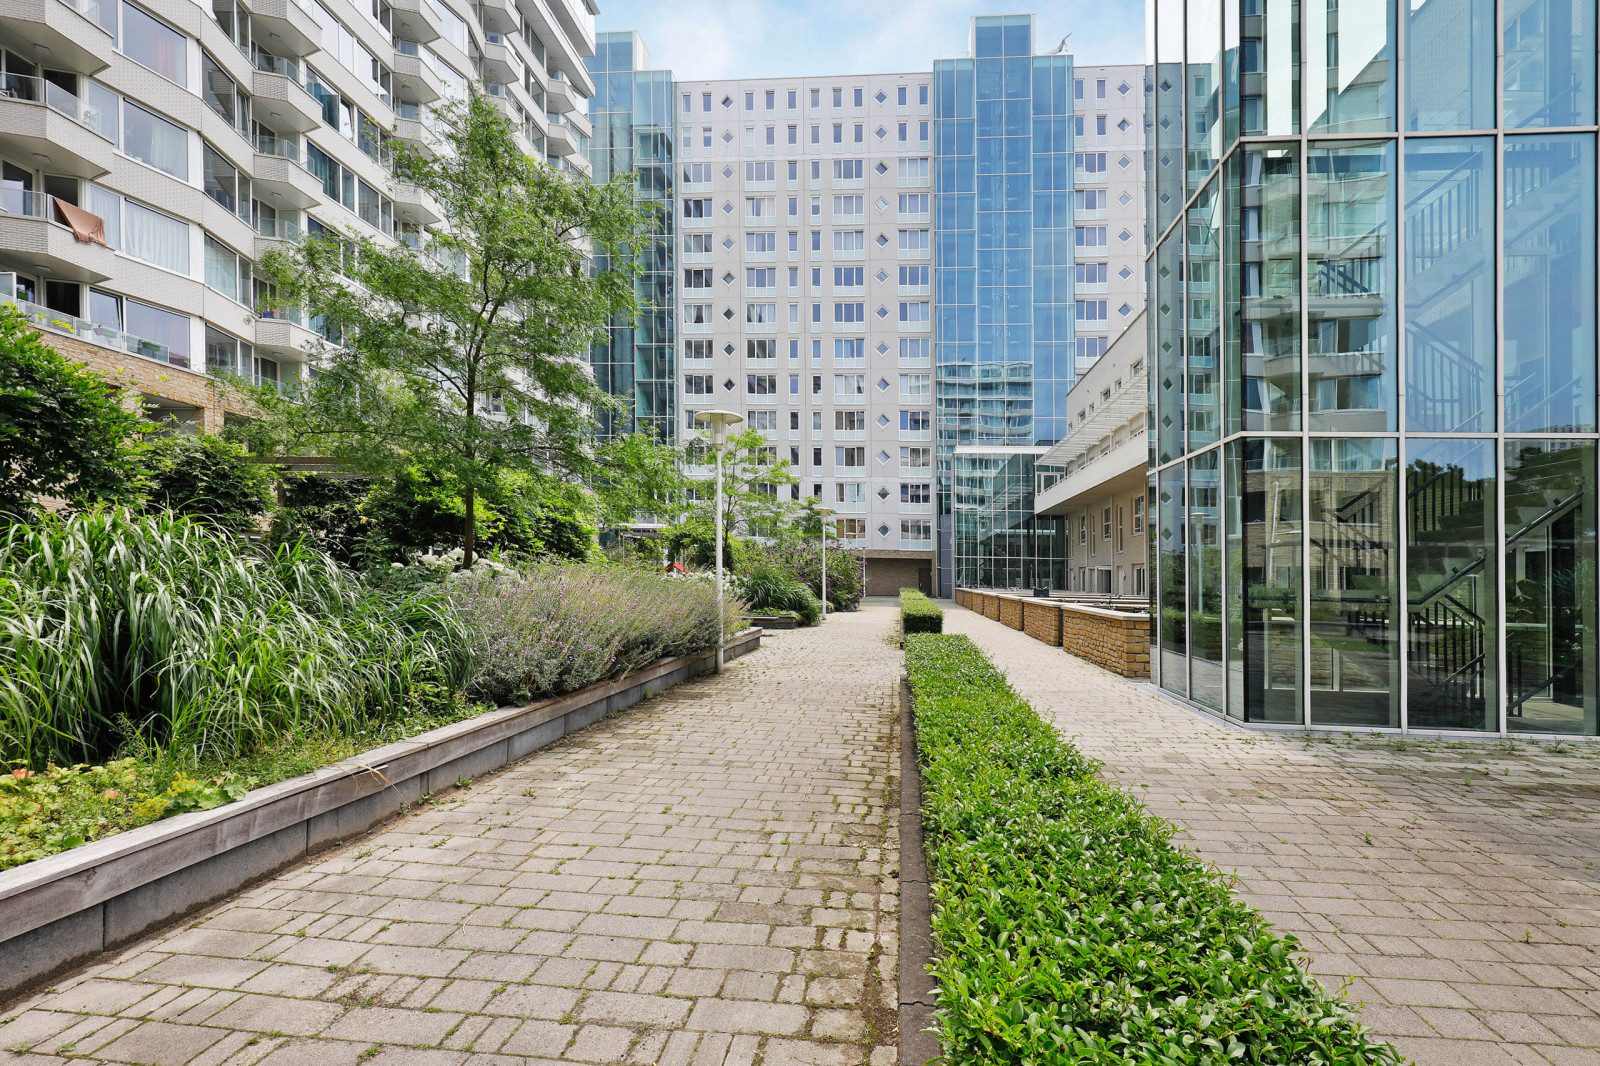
[815,505,836,619]
[696,410,743,672]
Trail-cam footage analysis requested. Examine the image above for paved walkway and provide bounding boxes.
[0,608,904,1066]
[946,605,1600,1066]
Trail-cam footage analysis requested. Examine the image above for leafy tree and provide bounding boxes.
[0,306,144,518]
[269,472,373,565]
[685,426,801,541]
[254,89,646,566]
[140,432,275,534]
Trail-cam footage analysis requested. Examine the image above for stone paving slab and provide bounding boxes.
[0,608,905,1066]
[945,604,1600,1066]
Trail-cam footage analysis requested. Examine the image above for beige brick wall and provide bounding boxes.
[1023,600,1063,646]
[998,595,1024,630]
[1060,606,1150,678]
[39,330,249,433]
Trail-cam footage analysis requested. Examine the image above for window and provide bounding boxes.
[900,409,931,432]
[1075,300,1108,322]
[1103,506,1113,540]
[832,87,843,108]
[832,159,864,181]
[1075,226,1108,249]
[746,196,776,218]
[685,374,714,395]
[1074,262,1108,285]
[746,231,777,253]
[1076,152,1107,174]
[812,374,823,394]
[204,235,250,303]
[683,93,692,112]
[1133,496,1145,534]
[745,161,775,182]
[747,374,777,395]
[684,268,713,288]
[744,91,754,111]
[899,373,930,396]
[897,158,930,184]
[901,483,931,505]
[788,89,797,109]
[834,374,865,395]
[1073,189,1108,214]
[898,301,930,324]
[1075,336,1109,362]
[834,230,865,252]
[747,338,776,360]
[897,229,930,256]
[833,195,864,217]
[835,338,864,364]
[832,123,843,143]
[810,88,820,107]
[900,447,932,472]
[833,266,864,288]
[683,303,712,324]
[898,265,929,288]
[897,194,930,217]
[684,234,713,256]
[746,303,778,323]
[901,519,932,546]
[836,447,865,468]
[919,85,929,105]
[749,410,778,430]
[899,338,930,366]
[682,163,712,183]
[122,101,188,178]
[123,200,189,273]
[833,302,865,323]
[702,92,712,111]
[835,410,866,431]
[120,1,187,86]
[125,298,190,362]
[683,198,712,218]
[746,268,777,289]
[202,144,249,221]
[684,339,713,363]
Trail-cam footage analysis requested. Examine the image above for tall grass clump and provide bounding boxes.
[0,509,471,768]
[905,633,1405,1066]
[448,561,742,706]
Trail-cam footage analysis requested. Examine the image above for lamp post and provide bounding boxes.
[696,410,743,672]
[814,505,836,619]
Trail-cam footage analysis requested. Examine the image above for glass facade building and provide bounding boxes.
[1149,0,1599,734]
[587,33,678,440]
[934,15,1076,594]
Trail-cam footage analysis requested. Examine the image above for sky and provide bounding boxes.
[592,0,1146,80]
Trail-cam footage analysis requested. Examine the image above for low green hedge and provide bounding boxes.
[900,588,944,635]
[905,634,1404,1065]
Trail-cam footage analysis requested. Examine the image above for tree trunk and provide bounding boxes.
[463,482,476,569]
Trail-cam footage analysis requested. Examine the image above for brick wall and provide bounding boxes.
[998,595,1024,630]
[1022,600,1063,646]
[980,593,1000,620]
[1060,604,1150,678]
[39,330,246,432]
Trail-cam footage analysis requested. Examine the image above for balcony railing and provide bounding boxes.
[255,132,303,161]
[3,293,181,367]
[0,73,107,137]
[0,187,52,219]
[253,52,301,82]
[256,216,302,241]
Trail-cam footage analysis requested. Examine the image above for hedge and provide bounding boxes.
[904,633,1405,1066]
[900,588,944,635]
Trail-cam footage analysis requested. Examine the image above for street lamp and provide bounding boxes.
[696,410,743,672]
[814,505,836,619]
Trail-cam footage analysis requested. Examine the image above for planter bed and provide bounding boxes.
[0,629,762,1000]
[744,613,799,630]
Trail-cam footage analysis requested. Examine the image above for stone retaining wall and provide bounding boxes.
[955,590,1150,678]
[1023,599,1063,645]
[998,596,1024,630]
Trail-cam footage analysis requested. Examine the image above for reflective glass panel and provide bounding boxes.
[1158,463,1188,694]
[1230,144,1300,432]
[121,1,187,87]
[1187,0,1223,187]
[1237,0,1300,136]
[1506,440,1598,735]
[1155,233,1185,464]
[1504,134,1596,433]
[1308,140,1397,431]
[1227,438,1303,722]
[1404,137,1495,432]
[1503,0,1597,128]
[1154,0,1186,234]
[1187,179,1221,449]
[1406,0,1495,130]
[1309,437,1400,726]
[1306,0,1396,133]
[1190,449,1225,710]
[1406,437,1497,731]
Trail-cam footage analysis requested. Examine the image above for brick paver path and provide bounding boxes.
[946,604,1600,1066]
[0,608,903,1066]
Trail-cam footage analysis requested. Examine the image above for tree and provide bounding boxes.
[0,306,145,518]
[686,426,801,541]
[140,432,274,534]
[254,88,647,566]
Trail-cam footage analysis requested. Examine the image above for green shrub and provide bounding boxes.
[740,565,823,626]
[899,588,943,634]
[140,432,275,534]
[905,634,1404,1066]
[0,508,472,768]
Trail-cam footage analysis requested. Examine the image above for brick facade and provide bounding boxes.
[956,589,1151,678]
[38,329,248,433]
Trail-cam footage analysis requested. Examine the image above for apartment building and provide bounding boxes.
[666,71,940,594]
[0,0,596,428]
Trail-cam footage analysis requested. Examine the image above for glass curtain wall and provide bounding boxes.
[587,33,677,440]
[935,15,1073,592]
[1149,0,1600,734]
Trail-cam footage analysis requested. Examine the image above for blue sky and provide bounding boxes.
[593,1,1145,79]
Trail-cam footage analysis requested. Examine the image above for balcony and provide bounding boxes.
[393,48,445,105]
[3,292,181,367]
[391,180,443,226]
[545,112,579,158]
[546,70,575,114]
[251,55,321,133]
[0,74,115,179]
[254,314,321,361]
[252,138,322,210]
[0,0,114,75]
[0,189,116,283]
[388,0,442,43]
[247,0,320,57]
[254,215,302,261]
[482,35,525,87]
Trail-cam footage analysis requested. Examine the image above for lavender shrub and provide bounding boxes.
[447,561,744,706]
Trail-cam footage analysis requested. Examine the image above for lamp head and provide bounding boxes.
[695,409,744,450]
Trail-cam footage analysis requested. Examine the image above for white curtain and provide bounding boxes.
[124,200,189,274]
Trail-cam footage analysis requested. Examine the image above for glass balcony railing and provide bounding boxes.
[0,187,52,218]
[2,293,181,368]
[396,100,421,120]
[253,52,301,82]
[395,38,421,57]
[0,73,107,136]
[255,216,302,241]
[254,133,303,162]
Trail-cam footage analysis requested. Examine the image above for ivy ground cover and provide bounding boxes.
[904,633,1405,1065]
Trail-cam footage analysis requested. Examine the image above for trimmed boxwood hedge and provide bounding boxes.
[900,588,944,635]
[905,633,1405,1066]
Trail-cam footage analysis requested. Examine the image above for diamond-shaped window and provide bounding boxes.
[877,450,891,464]
[875,161,888,174]
[723,343,735,355]
[875,269,888,282]
[722,272,735,283]
[1118,192,1133,205]
[1118,82,1131,95]
[1119,155,1132,168]
[874,126,888,139]
[722,166,734,178]
[721,95,733,107]
[875,306,889,319]
[723,378,736,390]
[722,236,735,249]
[1119,229,1132,242]
[1119,303,1133,316]
[1117,118,1131,132]
[721,131,734,143]
[874,197,889,211]
[875,342,889,355]
[1118,266,1133,279]
[876,378,890,391]
[877,486,890,499]
[721,201,734,213]
[876,414,890,427]
[874,91,887,103]
[877,524,891,537]
[722,307,736,320]
[875,233,889,246]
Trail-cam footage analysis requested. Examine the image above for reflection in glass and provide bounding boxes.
[1159,463,1188,695]
[1227,439,1303,722]
[1404,138,1495,432]
[1236,0,1300,136]
[1189,450,1225,709]
[1156,234,1185,464]
[1230,144,1300,432]
[1503,0,1596,128]
[1506,440,1598,735]
[1406,438,1497,731]
[1187,180,1221,449]
[1308,141,1397,431]
[1149,475,1161,688]
[1188,0,1223,187]
[1155,0,1186,235]
[1306,0,1396,133]
[1504,134,1596,433]
[1309,438,1400,726]
[1406,0,1494,130]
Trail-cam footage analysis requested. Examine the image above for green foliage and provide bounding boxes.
[269,472,373,565]
[139,432,274,534]
[760,542,864,612]
[905,634,1406,1066]
[254,88,646,565]
[0,306,145,517]
[740,565,822,627]
[0,508,473,768]
[684,426,802,541]
[899,588,943,635]
[662,514,744,572]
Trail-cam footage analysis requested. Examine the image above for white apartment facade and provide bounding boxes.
[674,73,939,594]
[0,0,596,426]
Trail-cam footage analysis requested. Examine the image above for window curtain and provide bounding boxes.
[124,200,189,273]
